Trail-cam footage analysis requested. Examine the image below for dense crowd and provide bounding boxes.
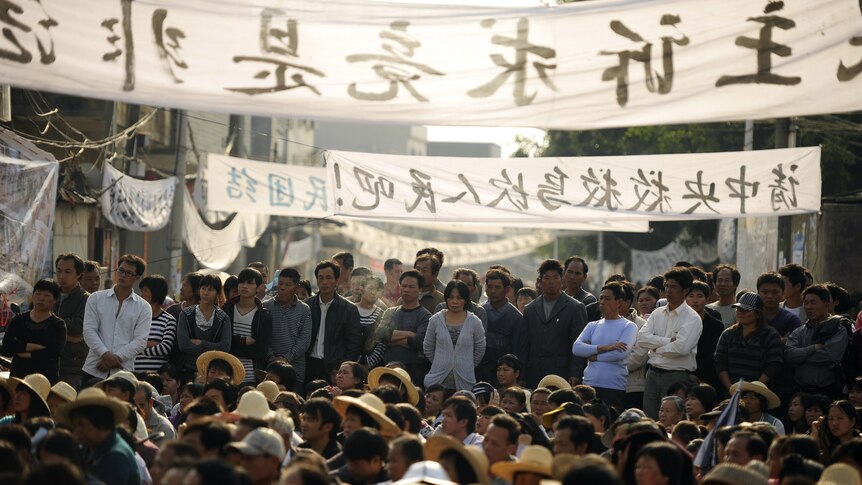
[1,248,862,485]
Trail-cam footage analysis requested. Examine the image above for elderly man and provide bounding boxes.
[135,382,176,444]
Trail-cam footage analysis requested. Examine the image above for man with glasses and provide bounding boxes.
[636,266,702,420]
[82,254,152,383]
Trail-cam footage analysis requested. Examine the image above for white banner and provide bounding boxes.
[207,154,331,218]
[327,147,822,222]
[630,241,718,286]
[101,164,176,231]
[0,0,860,129]
[0,131,59,305]
[183,188,270,270]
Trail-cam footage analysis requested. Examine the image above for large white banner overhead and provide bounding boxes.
[326,147,822,222]
[0,0,860,129]
[101,164,176,231]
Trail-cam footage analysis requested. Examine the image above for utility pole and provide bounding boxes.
[168,110,187,295]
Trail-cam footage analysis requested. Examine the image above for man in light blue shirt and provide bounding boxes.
[572,282,638,412]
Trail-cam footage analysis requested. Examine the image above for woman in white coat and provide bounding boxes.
[423,280,486,392]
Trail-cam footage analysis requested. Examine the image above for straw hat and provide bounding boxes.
[818,463,862,485]
[424,435,490,485]
[537,375,571,391]
[703,463,768,485]
[236,390,275,420]
[9,374,51,415]
[368,367,419,406]
[729,381,780,410]
[49,381,78,403]
[55,387,130,427]
[393,461,456,485]
[256,381,280,403]
[196,351,245,386]
[0,377,14,414]
[542,402,581,429]
[491,445,553,481]
[333,393,401,437]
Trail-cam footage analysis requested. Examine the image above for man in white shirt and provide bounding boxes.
[637,267,702,420]
[82,254,152,382]
[439,395,484,446]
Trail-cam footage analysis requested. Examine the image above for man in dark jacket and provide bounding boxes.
[305,260,362,383]
[54,253,90,389]
[223,268,272,385]
[518,259,589,389]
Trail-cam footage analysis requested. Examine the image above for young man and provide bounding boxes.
[551,415,594,456]
[409,254,445,314]
[299,397,342,459]
[779,263,807,322]
[54,253,90,389]
[439,395,483,446]
[228,427,286,485]
[265,268,312,393]
[572,282,638,412]
[135,275,177,373]
[479,269,522,387]
[376,270,432,385]
[336,427,390,485]
[707,264,741,327]
[686,280,725,394]
[223,268,272,385]
[758,272,803,340]
[82,254,152,381]
[382,258,403,307]
[81,260,102,294]
[519,259,589,389]
[305,261,362,383]
[638,266,702,419]
[483,414,519,477]
[563,256,597,305]
[785,284,849,398]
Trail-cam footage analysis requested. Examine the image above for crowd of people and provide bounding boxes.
[1,248,862,485]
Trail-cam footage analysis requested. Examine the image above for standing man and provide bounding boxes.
[82,254,152,382]
[409,254,445,314]
[478,269,521,387]
[686,280,725,394]
[785,284,849,398]
[417,248,446,293]
[518,259,589,389]
[707,264,740,326]
[376,270,431,385]
[332,252,354,297]
[571,282,638,412]
[637,266,702,419]
[381,258,403,307]
[305,261,362,383]
[779,263,807,322]
[757,272,803,340]
[563,256,596,305]
[266,268,312,393]
[54,253,90,389]
[81,260,101,294]
[223,268,272,385]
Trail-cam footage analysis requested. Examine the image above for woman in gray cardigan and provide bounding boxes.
[423,281,486,392]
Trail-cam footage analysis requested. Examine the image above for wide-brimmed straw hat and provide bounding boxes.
[333,393,401,437]
[368,367,419,406]
[729,381,780,410]
[491,445,553,481]
[9,374,51,416]
[196,351,245,386]
[537,375,571,391]
[703,463,768,485]
[542,402,582,429]
[49,381,78,404]
[55,387,130,427]
[256,381,280,403]
[818,463,862,485]
[236,390,275,420]
[424,435,490,485]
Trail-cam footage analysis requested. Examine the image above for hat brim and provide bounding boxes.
[730,303,756,311]
[536,375,572,391]
[196,351,246,386]
[368,367,419,406]
[9,377,50,416]
[491,461,552,481]
[730,382,781,409]
[226,442,268,457]
[48,388,76,404]
[542,403,573,429]
[333,395,402,437]
[55,394,129,427]
[424,436,490,485]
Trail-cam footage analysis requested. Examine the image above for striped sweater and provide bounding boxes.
[135,311,177,372]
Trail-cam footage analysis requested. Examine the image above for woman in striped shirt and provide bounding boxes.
[135,275,177,373]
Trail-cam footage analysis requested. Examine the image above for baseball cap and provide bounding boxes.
[732,292,763,312]
[227,428,286,460]
[471,382,495,401]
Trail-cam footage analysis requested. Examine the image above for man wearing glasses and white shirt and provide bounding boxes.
[82,254,152,383]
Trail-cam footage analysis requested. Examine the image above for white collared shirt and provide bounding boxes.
[636,300,702,372]
[82,288,152,378]
[310,298,333,359]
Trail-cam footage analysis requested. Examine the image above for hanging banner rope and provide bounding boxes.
[0,0,860,129]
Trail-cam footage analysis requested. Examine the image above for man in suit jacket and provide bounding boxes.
[518,259,589,389]
[305,260,362,383]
